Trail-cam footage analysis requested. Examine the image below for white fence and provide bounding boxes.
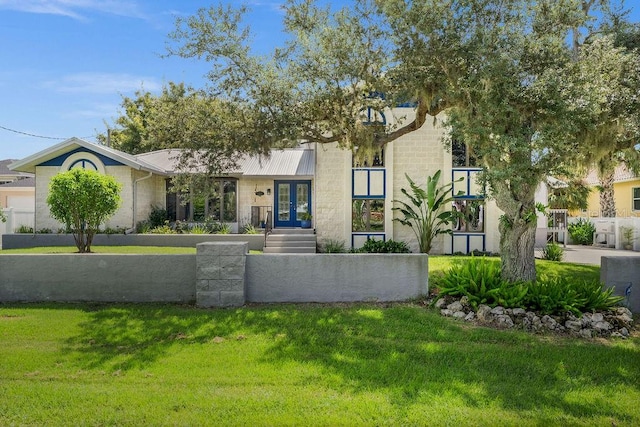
[0,208,35,236]
[568,216,640,251]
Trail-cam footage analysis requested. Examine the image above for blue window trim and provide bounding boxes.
[361,107,387,125]
[451,233,486,254]
[351,233,386,248]
[38,147,125,167]
[452,167,484,198]
[352,168,386,199]
[69,158,98,170]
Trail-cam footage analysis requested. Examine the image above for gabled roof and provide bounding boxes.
[9,137,169,175]
[0,159,33,178]
[10,138,315,178]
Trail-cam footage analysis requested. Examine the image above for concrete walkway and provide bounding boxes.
[537,244,640,266]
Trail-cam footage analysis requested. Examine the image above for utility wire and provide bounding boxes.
[0,124,96,141]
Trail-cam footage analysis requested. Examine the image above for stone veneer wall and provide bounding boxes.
[238,178,274,226]
[314,142,351,246]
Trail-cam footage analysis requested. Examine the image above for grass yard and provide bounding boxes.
[429,255,601,283]
[1,300,638,426]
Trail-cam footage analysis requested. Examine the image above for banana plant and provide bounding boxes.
[393,170,463,253]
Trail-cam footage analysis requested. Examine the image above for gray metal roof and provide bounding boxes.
[240,149,315,176]
[136,148,315,177]
[10,139,314,178]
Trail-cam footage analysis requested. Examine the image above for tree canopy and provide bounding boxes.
[158,0,640,282]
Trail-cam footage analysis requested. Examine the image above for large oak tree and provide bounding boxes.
[162,0,639,282]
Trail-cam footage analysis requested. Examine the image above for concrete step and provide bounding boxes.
[266,234,317,243]
[263,246,316,254]
[264,230,317,253]
[270,228,315,235]
[266,240,316,248]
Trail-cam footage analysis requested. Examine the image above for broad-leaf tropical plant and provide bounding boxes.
[393,170,463,253]
[47,169,122,253]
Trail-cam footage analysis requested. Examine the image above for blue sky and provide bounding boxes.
[0,0,638,161]
[0,0,291,160]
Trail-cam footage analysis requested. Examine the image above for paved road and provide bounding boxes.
[538,244,640,265]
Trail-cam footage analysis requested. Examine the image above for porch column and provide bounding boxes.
[196,242,247,307]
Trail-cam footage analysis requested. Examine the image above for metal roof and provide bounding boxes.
[240,149,314,176]
[10,139,315,178]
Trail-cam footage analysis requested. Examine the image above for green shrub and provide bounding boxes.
[136,221,151,234]
[16,225,34,233]
[189,224,209,234]
[358,238,410,253]
[216,224,232,234]
[241,223,259,234]
[148,205,168,228]
[573,280,624,312]
[435,257,506,309]
[567,218,595,245]
[525,276,586,316]
[322,239,346,253]
[36,228,53,234]
[149,222,176,234]
[100,226,125,235]
[541,242,564,261]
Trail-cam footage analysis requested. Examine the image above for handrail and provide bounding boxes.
[263,208,273,249]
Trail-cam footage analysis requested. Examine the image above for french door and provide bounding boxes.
[274,180,311,228]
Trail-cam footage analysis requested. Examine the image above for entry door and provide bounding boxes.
[275,180,311,228]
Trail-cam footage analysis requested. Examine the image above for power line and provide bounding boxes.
[0,124,97,141]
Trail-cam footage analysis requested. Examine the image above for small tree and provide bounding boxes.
[47,169,122,253]
[393,170,462,253]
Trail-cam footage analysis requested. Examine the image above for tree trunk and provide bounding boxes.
[499,218,537,283]
[598,168,616,218]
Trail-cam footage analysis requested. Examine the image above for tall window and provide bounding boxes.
[453,199,485,233]
[633,187,640,211]
[352,199,384,232]
[452,139,477,167]
[207,179,237,222]
[172,178,238,222]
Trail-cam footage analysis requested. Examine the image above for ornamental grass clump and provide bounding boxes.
[541,242,564,261]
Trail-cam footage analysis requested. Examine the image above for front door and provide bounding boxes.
[275,180,311,228]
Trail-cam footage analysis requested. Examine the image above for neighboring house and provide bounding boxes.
[0,159,34,209]
[9,108,503,253]
[581,165,640,218]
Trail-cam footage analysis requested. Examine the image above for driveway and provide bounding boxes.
[539,244,640,266]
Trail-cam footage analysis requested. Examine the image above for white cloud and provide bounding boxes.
[0,0,147,20]
[43,72,162,94]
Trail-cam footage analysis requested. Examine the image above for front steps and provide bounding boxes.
[263,229,317,254]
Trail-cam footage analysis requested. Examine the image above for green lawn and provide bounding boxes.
[1,300,638,426]
[0,254,634,425]
[429,255,601,283]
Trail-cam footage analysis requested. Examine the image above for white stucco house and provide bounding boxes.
[8,107,502,254]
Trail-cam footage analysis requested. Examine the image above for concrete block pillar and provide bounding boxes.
[196,242,248,308]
